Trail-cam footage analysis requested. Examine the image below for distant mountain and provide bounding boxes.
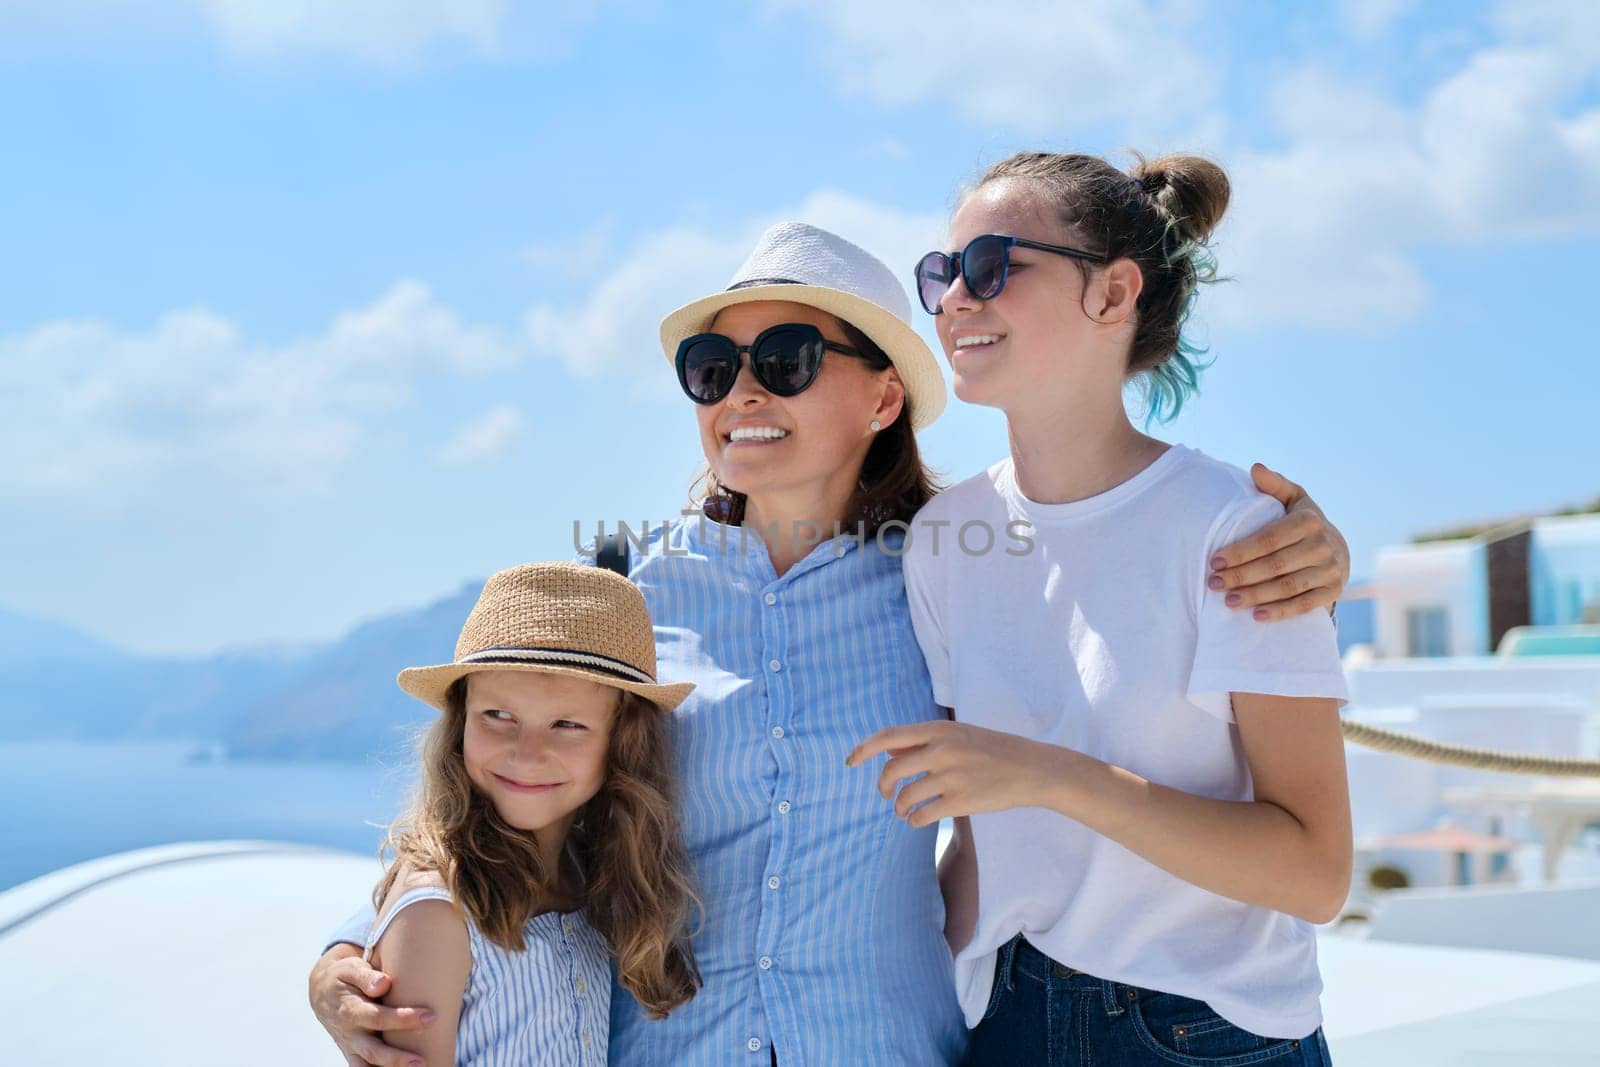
[0,584,486,762]
[3,575,1382,761]
[224,582,480,762]
[0,604,319,742]
[0,606,127,664]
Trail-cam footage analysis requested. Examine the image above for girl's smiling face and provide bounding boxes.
[462,670,617,839]
[937,179,1128,414]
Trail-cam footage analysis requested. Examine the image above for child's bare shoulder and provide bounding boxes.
[396,864,449,893]
[382,894,467,948]
[372,865,468,975]
[378,863,446,904]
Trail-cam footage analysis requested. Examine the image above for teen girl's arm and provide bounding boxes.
[365,895,471,1067]
[1210,464,1349,621]
[848,697,1353,924]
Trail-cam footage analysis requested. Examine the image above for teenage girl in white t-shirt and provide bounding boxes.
[848,151,1351,1066]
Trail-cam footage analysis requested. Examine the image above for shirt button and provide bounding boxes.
[767,876,780,890]
[768,659,782,673]
[758,955,773,970]
[747,1037,763,1052]
[582,1033,592,1049]
[763,592,777,605]
[771,725,785,740]
[777,800,791,814]
[575,978,586,995]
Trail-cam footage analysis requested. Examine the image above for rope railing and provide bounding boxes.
[1340,719,1600,778]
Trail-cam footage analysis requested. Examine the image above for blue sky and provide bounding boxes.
[2,0,1597,656]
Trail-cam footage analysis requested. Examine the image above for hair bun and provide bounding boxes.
[1132,154,1230,244]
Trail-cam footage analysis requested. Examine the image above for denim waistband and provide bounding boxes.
[997,935,1144,1019]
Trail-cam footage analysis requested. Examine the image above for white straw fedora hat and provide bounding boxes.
[658,222,948,430]
[397,563,695,713]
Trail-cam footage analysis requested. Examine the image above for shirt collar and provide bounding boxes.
[683,512,865,584]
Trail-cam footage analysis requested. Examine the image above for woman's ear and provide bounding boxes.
[872,366,907,430]
[1087,258,1143,327]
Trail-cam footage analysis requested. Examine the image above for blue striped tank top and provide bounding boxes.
[365,886,611,1066]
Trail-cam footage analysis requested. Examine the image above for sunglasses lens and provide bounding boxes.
[963,236,1009,299]
[680,338,738,403]
[915,252,954,315]
[752,326,822,396]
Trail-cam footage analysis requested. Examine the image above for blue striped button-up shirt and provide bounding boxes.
[600,516,964,1066]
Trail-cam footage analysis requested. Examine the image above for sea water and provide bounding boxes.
[0,739,413,892]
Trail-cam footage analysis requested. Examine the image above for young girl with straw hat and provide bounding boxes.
[313,221,1352,1067]
[361,562,700,1066]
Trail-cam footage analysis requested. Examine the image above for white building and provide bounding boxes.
[1372,512,1600,659]
[1349,508,1600,892]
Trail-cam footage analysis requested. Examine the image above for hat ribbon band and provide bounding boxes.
[460,646,656,685]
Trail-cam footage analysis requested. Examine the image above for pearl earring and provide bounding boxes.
[870,420,881,431]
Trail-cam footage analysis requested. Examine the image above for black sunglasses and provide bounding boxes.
[675,322,877,404]
[913,234,1107,315]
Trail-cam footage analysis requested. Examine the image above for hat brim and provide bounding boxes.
[659,283,948,431]
[398,662,696,714]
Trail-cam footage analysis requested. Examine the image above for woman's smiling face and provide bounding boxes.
[694,299,902,509]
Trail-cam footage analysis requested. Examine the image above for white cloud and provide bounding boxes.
[0,0,617,67]
[780,0,1600,335]
[0,282,520,497]
[768,0,1214,138]
[0,192,940,502]
[522,217,620,282]
[1209,10,1600,332]
[192,0,510,65]
[873,137,912,160]
[1495,0,1600,67]
[522,190,944,386]
[524,224,745,384]
[307,279,519,374]
[437,403,526,465]
[1339,0,1416,41]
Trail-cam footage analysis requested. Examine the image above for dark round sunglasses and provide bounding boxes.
[913,234,1107,315]
[675,322,880,405]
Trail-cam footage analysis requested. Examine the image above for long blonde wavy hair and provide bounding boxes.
[375,677,701,1018]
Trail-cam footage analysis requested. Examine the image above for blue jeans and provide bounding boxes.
[964,937,1332,1066]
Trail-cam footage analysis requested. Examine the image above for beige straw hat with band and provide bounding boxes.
[658,221,949,430]
[397,562,695,713]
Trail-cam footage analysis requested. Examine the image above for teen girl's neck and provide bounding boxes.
[1006,412,1170,508]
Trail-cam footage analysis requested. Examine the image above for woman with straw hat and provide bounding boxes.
[310,222,1350,1066]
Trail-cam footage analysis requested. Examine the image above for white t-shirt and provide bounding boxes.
[902,445,1348,1039]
